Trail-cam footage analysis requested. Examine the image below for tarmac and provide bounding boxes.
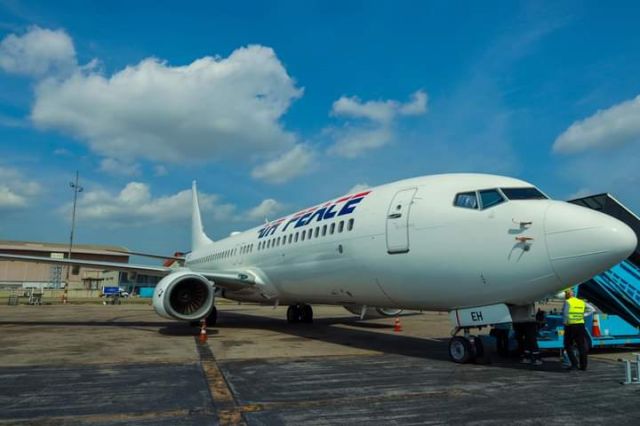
[1,302,639,425]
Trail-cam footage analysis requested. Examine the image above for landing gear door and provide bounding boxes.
[386,188,417,254]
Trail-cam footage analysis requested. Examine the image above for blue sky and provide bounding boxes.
[0,1,639,255]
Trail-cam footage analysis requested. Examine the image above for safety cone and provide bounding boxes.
[592,313,602,337]
[394,317,402,332]
[198,319,208,344]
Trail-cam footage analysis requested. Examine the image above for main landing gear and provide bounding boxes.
[287,304,313,323]
[448,328,484,364]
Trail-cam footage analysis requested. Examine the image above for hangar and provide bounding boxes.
[0,240,159,292]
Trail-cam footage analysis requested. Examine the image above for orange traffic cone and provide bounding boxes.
[198,320,208,343]
[592,313,602,337]
[394,317,402,332]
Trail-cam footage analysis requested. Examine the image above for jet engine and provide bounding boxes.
[152,271,215,321]
[343,305,404,318]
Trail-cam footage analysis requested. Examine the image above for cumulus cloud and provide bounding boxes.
[327,90,427,158]
[553,95,640,154]
[0,166,41,209]
[245,198,284,221]
[0,26,76,77]
[251,144,315,184]
[24,43,302,164]
[70,182,234,226]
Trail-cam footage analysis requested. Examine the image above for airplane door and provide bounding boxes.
[386,188,417,254]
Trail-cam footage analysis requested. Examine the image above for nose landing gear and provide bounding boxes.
[448,328,484,363]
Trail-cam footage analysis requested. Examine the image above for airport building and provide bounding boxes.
[0,240,160,291]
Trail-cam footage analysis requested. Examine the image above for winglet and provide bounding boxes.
[192,181,214,251]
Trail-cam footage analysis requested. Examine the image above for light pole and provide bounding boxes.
[65,171,83,299]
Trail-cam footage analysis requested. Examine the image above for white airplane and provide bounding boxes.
[1,173,636,363]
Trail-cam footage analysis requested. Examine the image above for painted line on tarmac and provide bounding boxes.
[195,336,247,426]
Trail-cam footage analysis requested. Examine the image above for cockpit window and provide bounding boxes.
[454,192,478,209]
[479,189,505,209]
[501,187,547,200]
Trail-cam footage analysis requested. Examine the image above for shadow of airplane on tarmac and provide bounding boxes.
[0,310,580,373]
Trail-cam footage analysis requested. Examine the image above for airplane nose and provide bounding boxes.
[545,202,637,286]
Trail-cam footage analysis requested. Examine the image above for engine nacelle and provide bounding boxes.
[343,305,404,319]
[152,271,215,321]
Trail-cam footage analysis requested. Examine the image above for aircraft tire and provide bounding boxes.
[301,304,313,323]
[448,336,474,364]
[287,305,300,323]
[473,337,484,361]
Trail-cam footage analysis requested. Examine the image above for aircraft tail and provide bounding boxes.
[192,181,214,251]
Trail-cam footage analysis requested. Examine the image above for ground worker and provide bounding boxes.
[519,304,542,365]
[562,288,595,371]
[511,304,542,365]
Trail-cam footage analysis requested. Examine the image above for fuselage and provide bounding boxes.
[185,173,637,311]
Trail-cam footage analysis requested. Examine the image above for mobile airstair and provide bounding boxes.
[537,193,640,349]
[487,193,640,352]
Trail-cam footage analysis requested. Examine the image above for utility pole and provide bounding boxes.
[64,171,83,303]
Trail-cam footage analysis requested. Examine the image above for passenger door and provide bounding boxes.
[386,188,417,254]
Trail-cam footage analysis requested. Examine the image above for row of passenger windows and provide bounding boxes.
[190,218,356,264]
[454,187,547,210]
[192,243,254,264]
[257,218,355,251]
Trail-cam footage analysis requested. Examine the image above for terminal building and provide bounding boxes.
[0,240,160,292]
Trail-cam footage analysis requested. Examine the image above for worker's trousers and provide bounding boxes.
[563,324,588,370]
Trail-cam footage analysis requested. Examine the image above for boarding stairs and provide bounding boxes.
[569,193,640,326]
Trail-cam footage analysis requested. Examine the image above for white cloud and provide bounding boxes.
[99,158,141,177]
[331,90,428,123]
[0,166,41,209]
[346,183,370,194]
[327,90,427,158]
[71,182,235,226]
[245,198,284,221]
[553,94,640,154]
[399,91,428,116]
[251,144,314,184]
[29,44,302,164]
[0,26,76,77]
[331,97,398,123]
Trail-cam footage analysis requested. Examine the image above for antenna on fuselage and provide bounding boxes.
[191,181,214,251]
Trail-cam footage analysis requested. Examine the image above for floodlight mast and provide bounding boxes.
[66,170,83,281]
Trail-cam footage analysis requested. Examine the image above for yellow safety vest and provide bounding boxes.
[566,297,586,325]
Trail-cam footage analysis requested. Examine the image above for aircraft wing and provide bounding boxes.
[0,253,255,291]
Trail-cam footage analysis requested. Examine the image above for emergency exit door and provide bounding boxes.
[386,188,417,254]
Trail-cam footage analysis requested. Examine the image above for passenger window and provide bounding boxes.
[454,192,478,209]
[322,225,327,236]
[267,240,271,248]
[479,189,505,209]
[330,223,335,234]
[348,218,354,231]
[301,231,306,241]
[277,237,281,246]
[314,227,319,238]
[288,234,293,244]
[338,221,344,233]
[295,232,299,242]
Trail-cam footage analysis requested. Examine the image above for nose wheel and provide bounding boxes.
[287,304,313,323]
[448,333,484,364]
